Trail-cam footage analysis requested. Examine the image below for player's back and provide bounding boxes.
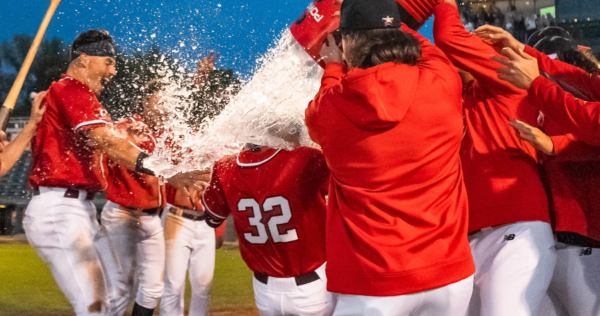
[203,147,329,278]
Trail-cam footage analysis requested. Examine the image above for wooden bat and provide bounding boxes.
[0,0,62,131]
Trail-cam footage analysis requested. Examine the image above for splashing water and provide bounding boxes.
[145,29,324,177]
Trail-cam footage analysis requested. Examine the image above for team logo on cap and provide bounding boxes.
[383,16,394,26]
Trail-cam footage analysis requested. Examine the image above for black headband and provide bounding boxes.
[70,39,116,61]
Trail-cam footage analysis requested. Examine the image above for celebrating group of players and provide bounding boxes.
[2,0,600,315]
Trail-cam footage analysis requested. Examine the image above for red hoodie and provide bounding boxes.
[524,46,600,241]
[433,4,550,232]
[305,24,474,297]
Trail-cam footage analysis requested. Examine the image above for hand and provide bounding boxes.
[474,25,524,54]
[320,34,343,65]
[194,52,219,86]
[0,131,6,154]
[29,91,48,125]
[509,119,554,155]
[491,47,540,89]
[166,169,211,196]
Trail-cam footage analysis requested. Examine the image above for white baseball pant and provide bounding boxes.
[95,201,165,316]
[23,187,107,316]
[254,263,337,316]
[160,206,216,316]
[332,275,473,316]
[538,242,600,316]
[467,221,557,316]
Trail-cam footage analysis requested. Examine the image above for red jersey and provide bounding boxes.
[30,75,113,191]
[305,25,474,296]
[105,115,163,209]
[433,4,549,232]
[203,147,329,278]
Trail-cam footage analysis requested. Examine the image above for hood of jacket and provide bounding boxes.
[335,62,419,130]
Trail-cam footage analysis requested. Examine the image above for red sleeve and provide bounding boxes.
[305,63,347,144]
[551,136,600,162]
[524,45,600,102]
[202,163,231,228]
[530,76,600,146]
[433,3,520,95]
[58,84,112,131]
[550,134,575,155]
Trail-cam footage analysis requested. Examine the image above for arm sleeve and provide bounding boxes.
[530,76,600,146]
[524,45,600,102]
[433,3,520,95]
[202,164,231,228]
[305,63,347,144]
[58,85,113,131]
[550,135,600,162]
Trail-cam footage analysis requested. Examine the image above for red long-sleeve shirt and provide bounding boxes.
[523,45,600,241]
[433,4,549,232]
[305,24,474,296]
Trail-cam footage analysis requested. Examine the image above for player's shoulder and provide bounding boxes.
[287,146,324,162]
[214,154,238,171]
[52,76,93,95]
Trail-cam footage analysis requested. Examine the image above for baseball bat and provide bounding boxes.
[0,0,62,131]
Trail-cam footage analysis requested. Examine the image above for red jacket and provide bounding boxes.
[305,24,474,296]
[433,4,549,232]
[524,46,600,241]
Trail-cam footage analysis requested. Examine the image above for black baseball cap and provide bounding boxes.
[533,36,578,56]
[527,26,572,47]
[340,0,402,31]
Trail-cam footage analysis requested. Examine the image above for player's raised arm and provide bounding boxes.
[433,0,520,95]
[0,91,47,176]
[475,24,600,102]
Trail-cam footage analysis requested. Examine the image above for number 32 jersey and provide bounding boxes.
[203,147,330,278]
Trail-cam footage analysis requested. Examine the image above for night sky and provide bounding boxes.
[1,0,434,77]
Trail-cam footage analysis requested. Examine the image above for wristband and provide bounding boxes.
[135,152,156,176]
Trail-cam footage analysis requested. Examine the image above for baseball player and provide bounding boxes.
[202,125,335,316]
[432,2,558,315]
[306,0,474,314]
[94,87,168,316]
[159,54,231,316]
[24,30,207,316]
[0,91,46,177]
[476,25,600,316]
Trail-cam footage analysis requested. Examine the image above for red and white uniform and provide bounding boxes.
[305,22,473,316]
[433,4,556,316]
[94,115,165,315]
[160,183,218,316]
[24,75,113,316]
[203,147,336,316]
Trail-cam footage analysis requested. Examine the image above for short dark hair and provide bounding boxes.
[342,28,421,69]
[534,36,600,75]
[72,29,114,53]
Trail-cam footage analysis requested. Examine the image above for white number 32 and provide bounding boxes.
[237,196,298,244]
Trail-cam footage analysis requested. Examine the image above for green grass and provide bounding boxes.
[0,243,256,316]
